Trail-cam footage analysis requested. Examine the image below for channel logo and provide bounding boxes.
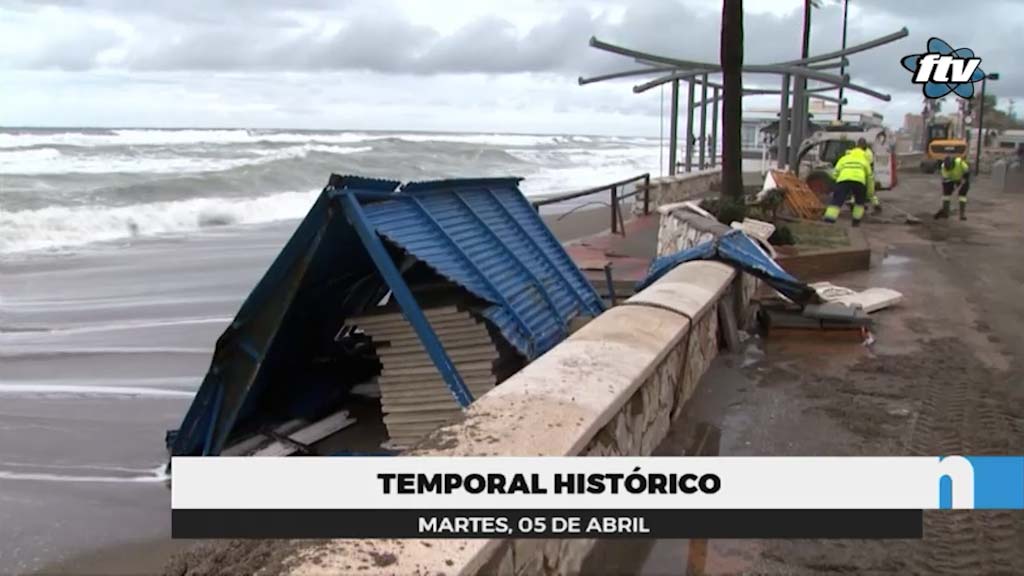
[937,456,1024,509]
[901,37,985,99]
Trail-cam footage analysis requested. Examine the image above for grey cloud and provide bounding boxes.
[26,21,122,70]
[5,0,1023,104]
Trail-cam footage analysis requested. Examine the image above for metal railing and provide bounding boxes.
[530,173,652,235]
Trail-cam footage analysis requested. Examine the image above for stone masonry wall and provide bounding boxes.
[280,261,742,576]
[634,168,722,215]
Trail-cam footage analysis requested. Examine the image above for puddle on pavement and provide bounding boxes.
[880,254,911,266]
[875,253,913,279]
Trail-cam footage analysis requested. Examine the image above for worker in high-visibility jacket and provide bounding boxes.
[858,138,882,214]
[824,146,873,227]
[934,155,970,220]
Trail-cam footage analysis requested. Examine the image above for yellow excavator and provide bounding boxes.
[920,119,968,173]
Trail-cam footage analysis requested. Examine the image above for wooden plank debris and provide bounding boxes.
[351,304,517,449]
[768,169,824,220]
[250,410,356,457]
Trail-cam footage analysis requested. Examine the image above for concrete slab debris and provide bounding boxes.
[809,282,903,313]
[730,217,776,243]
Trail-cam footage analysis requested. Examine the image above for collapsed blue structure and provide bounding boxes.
[168,175,604,457]
[638,229,818,305]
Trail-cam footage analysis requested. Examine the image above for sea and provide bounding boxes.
[0,127,664,573]
[0,127,664,255]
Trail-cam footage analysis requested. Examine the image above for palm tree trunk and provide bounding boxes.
[720,0,744,202]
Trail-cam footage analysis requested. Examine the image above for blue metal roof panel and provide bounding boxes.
[169,174,603,457]
[362,178,603,359]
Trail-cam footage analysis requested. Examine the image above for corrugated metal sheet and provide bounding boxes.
[169,174,602,457]
[639,229,817,304]
[362,178,604,358]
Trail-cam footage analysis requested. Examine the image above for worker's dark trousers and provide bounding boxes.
[941,179,969,214]
[824,181,867,224]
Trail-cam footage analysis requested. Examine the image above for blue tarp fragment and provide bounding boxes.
[637,229,818,305]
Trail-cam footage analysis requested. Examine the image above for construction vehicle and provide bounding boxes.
[919,118,969,173]
[795,122,896,196]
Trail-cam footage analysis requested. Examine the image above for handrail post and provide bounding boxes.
[643,173,651,215]
[610,185,619,234]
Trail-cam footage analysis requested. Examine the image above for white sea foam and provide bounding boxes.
[0,144,372,175]
[0,382,195,398]
[0,316,232,336]
[0,128,563,149]
[0,188,319,253]
[0,129,374,148]
[0,128,665,252]
[0,463,170,483]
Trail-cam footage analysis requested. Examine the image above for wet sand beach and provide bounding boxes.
[1,205,616,575]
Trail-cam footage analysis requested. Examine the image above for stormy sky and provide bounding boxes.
[2,0,1021,135]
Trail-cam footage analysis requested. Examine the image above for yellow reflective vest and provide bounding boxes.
[832,148,872,185]
[941,157,969,182]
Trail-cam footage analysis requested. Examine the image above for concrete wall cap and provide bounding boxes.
[282,259,735,576]
[627,261,736,319]
[650,168,722,185]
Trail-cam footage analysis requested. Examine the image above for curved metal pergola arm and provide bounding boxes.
[589,36,720,71]
[697,89,846,108]
[632,64,849,94]
[808,58,848,70]
[577,66,676,86]
[632,69,703,93]
[778,28,909,66]
[636,67,890,101]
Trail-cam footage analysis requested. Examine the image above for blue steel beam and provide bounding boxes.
[485,188,604,317]
[449,190,564,343]
[402,195,539,357]
[336,189,473,407]
[202,383,224,456]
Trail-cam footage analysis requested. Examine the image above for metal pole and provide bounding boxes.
[685,79,695,172]
[611,186,619,234]
[778,73,791,169]
[789,77,805,171]
[711,87,719,168]
[837,0,849,120]
[699,73,708,169]
[643,173,651,214]
[659,85,664,176]
[976,77,987,171]
[669,79,680,175]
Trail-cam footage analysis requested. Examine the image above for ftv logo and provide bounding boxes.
[901,37,985,99]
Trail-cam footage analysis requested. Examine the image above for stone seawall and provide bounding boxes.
[634,169,722,214]
[274,260,740,576]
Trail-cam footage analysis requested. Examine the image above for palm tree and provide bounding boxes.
[720,0,744,206]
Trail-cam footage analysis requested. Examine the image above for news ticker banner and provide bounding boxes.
[172,456,1024,539]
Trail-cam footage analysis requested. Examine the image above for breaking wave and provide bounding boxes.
[0,144,372,175]
[0,128,661,254]
[0,189,319,253]
[0,128,571,150]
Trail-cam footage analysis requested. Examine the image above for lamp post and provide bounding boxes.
[976,72,1000,171]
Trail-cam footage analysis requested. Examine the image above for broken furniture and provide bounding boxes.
[761,169,825,220]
